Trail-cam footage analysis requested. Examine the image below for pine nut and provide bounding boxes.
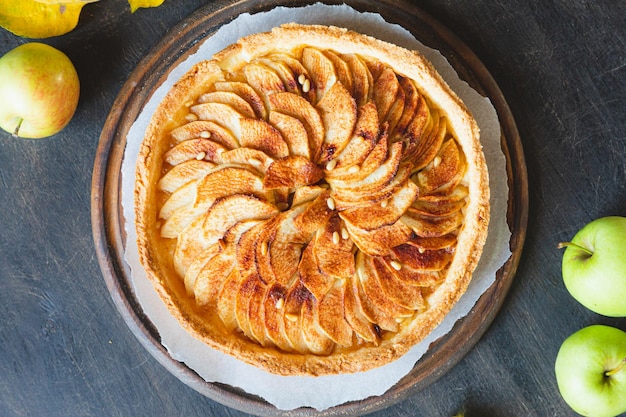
[302,78,311,93]
[248,158,262,168]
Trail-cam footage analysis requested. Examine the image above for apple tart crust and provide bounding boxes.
[135,24,490,376]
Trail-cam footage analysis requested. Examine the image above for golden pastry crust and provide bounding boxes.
[135,23,490,376]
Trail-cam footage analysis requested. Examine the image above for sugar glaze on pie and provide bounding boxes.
[135,24,490,376]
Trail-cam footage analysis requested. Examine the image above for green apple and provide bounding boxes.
[558,216,626,317]
[555,325,626,417]
[0,42,80,139]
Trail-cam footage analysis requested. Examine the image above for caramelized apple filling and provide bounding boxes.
[155,45,469,355]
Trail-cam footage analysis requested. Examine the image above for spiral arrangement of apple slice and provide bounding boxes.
[156,45,468,355]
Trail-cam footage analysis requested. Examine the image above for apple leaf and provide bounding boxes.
[0,0,97,39]
[128,0,165,13]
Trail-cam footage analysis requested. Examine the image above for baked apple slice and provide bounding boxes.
[163,137,227,166]
[268,111,311,159]
[301,47,337,102]
[213,81,267,119]
[243,62,286,99]
[324,101,379,173]
[339,179,418,230]
[342,53,373,107]
[316,81,357,162]
[317,283,353,347]
[239,118,289,159]
[169,119,239,149]
[198,91,257,119]
[157,160,216,193]
[268,92,325,162]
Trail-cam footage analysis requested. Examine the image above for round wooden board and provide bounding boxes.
[91,0,528,415]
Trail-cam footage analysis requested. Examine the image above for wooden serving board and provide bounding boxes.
[91,0,528,415]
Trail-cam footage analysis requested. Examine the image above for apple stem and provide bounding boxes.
[556,241,594,256]
[605,358,626,377]
[12,118,23,138]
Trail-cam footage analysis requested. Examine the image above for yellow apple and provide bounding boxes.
[0,42,79,139]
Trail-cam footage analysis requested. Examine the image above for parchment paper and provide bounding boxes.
[121,3,512,411]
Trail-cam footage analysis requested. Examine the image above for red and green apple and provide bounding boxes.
[0,42,80,139]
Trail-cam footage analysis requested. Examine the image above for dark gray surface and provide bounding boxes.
[1,1,624,416]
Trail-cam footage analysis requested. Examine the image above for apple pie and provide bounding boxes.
[135,24,490,376]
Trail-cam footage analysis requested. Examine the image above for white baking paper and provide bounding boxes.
[121,3,512,411]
